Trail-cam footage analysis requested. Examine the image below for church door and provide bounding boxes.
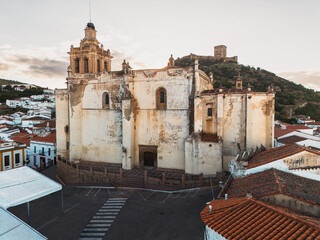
[139,145,157,169]
[144,151,154,167]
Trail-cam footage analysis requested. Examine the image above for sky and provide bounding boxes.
[0,0,319,90]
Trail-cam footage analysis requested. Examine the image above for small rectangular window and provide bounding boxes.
[48,148,51,156]
[15,153,20,164]
[4,156,10,166]
[42,147,44,155]
[34,146,36,153]
[207,108,213,117]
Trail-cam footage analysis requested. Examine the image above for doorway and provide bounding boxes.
[139,145,158,169]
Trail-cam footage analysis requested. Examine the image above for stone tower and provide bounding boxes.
[68,22,113,74]
[214,45,227,59]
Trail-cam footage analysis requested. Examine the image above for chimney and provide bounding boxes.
[225,194,228,200]
[209,205,212,213]
[246,192,252,198]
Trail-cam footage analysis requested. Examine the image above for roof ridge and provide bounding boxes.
[272,168,283,194]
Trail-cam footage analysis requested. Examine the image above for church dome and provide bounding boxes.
[87,22,95,30]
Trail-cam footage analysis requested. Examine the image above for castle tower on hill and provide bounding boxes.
[56,22,274,181]
[68,22,112,74]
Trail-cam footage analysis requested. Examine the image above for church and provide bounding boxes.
[55,22,275,177]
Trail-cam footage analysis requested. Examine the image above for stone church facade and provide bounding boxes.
[56,23,275,176]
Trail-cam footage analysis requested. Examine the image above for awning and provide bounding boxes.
[0,166,62,209]
[0,208,47,240]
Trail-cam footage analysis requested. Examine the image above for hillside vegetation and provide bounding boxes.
[175,58,320,121]
[0,79,43,103]
[0,78,23,85]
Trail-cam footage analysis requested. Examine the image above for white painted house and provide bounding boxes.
[29,132,56,169]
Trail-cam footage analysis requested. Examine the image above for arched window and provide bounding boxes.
[97,59,101,72]
[84,57,89,73]
[102,92,110,109]
[104,61,108,71]
[156,87,167,110]
[75,58,80,73]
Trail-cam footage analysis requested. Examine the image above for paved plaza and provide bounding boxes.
[9,167,219,240]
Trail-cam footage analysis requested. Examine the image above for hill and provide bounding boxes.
[175,58,320,121]
[0,78,23,85]
[0,78,44,103]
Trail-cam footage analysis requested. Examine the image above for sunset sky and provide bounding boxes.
[0,0,319,90]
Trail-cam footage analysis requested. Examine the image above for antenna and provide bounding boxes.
[89,0,91,22]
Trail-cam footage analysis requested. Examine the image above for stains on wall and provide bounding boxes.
[262,98,274,116]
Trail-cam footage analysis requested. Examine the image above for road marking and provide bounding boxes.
[80,233,105,237]
[102,206,122,209]
[90,220,114,223]
[191,189,199,198]
[94,188,102,197]
[93,216,116,219]
[85,188,94,196]
[104,203,125,206]
[83,228,109,231]
[98,209,120,212]
[79,238,102,240]
[79,197,127,238]
[87,224,111,227]
[96,212,118,215]
[159,193,172,203]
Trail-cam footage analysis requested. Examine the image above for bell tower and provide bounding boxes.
[68,22,113,75]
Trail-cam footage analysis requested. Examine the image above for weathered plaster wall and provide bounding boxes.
[131,70,191,170]
[246,94,274,150]
[222,94,246,156]
[282,151,320,169]
[68,75,123,164]
[55,89,69,159]
[185,133,222,176]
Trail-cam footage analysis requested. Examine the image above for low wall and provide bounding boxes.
[57,158,227,189]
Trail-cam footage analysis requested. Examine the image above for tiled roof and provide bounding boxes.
[10,132,36,147]
[31,132,56,143]
[307,121,320,125]
[226,168,320,206]
[247,144,320,169]
[33,120,55,128]
[286,125,313,130]
[274,125,295,138]
[201,197,320,240]
[277,136,307,144]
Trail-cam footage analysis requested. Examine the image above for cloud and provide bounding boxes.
[6,55,68,78]
[278,70,320,91]
[0,62,13,71]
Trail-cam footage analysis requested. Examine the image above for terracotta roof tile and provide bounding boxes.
[10,132,36,147]
[33,120,55,128]
[286,125,313,130]
[31,132,56,143]
[226,168,320,206]
[274,125,295,138]
[247,144,320,169]
[278,136,307,144]
[201,197,320,240]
